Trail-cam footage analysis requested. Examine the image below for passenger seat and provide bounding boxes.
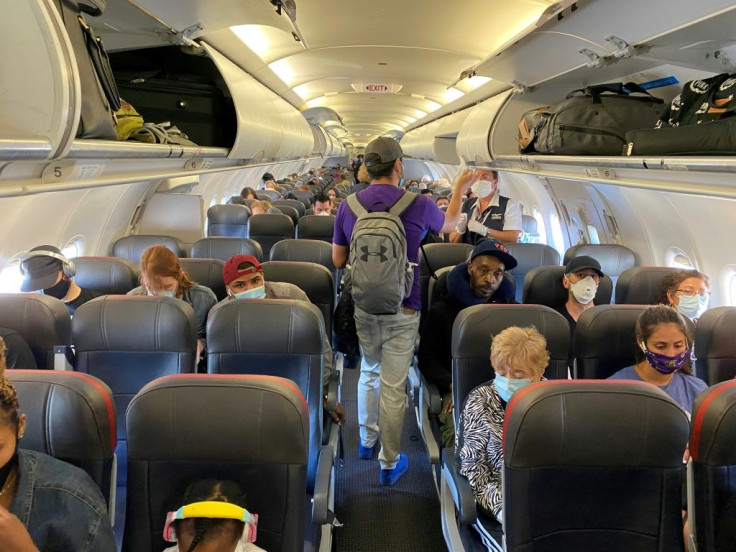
[179,258,226,301]
[505,243,560,302]
[190,236,263,262]
[296,214,335,243]
[523,265,613,307]
[246,214,295,258]
[694,306,736,384]
[615,266,681,305]
[206,204,250,238]
[111,235,185,262]
[72,256,139,295]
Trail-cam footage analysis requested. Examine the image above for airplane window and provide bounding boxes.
[61,236,84,259]
[587,225,600,245]
[729,269,736,306]
[0,263,23,293]
[550,213,565,258]
[665,247,694,269]
[532,208,547,244]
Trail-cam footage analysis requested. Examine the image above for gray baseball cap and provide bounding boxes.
[363,137,403,167]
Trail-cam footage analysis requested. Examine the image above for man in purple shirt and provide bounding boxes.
[332,137,474,485]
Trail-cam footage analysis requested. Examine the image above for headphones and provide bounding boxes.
[19,250,76,279]
[163,501,258,544]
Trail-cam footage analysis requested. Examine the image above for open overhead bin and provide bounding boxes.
[456,90,514,165]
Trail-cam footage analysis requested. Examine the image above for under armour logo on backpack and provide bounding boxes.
[360,245,388,262]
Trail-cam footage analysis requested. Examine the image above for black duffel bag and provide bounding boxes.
[625,73,736,155]
[519,82,665,155]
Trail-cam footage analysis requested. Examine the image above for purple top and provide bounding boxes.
[334,184,445,311]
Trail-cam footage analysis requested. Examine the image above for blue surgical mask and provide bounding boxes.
[493,374,532,403]
[234,284,266,299]
[399,177,406,187]
[147,289,176,298]
[677,294,708,320]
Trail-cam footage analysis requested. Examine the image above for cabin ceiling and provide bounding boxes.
[99,0,561,147]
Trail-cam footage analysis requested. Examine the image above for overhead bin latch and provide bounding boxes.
[605,35,650,59]
[579,48,613,68]
[162,24,203,48]
[512,80,534,94]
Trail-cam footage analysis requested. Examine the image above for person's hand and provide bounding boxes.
[0,506,39,552]
[468,219,489,236]
[324,400,346,425]
[455,213,468,233]
[453,168,475,193]
[683,444,690,464]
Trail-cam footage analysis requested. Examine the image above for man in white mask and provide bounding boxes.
[449,168,522,245]
[556,255,605,338]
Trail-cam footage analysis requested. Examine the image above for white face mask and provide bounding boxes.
[567,275,598,305]
[677,294,709,320]
[471,180,494,198]
[147,289,176,298]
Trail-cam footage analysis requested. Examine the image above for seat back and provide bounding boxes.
[523,265,613,307]
[261,261,335,334]
[72,256,139,295]
[9,370,116,505]
[111,235,185,262]
[246,214,295,258]
[206,204,250,238]
[419,243,474,326]
[286,190,314,208]
[564,244,637,293]
[123,375,309,552]
[191,237,263,262]
[615,266,680,305]
[452,304,570,433]
[690,380,736,552]
[272,199,306,218]
[694,307,736,385]
[269,239,336,272]
[574,304,649,379]
[505,244,561,302]
[276,205,300,228]
[504,380,689,551]
[0,294,71,369]
[295,214,335,243]
[72,296,198,468]
[179,258,226,301]
[257,190,281,201]
[206,299,324,491]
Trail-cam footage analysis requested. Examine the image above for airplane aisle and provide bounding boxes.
[335,366,448,551]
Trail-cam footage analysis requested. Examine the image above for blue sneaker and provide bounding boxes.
[358,443,375,459]
[379,453,409,486]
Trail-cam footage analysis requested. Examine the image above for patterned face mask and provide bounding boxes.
[640,343,690,375]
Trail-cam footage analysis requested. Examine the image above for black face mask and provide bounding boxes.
[43,278,70,300]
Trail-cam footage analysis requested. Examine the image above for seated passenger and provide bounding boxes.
[0,329,36,370]
[419,240,517,399]
[312,193,334,216]
[657,269,711,323]
[608,305,707,414]
[264,180,277,191]
[163,479,264,552]
[327,188,338,201]
[450,169,523,245]
[458,326,549,523]
[221,255,344,424]
[240,187,257,200]
[259,172,274,191]
[555,255,604,338]
[19,245,102,315]
[127,246,217,356]
[0,337,116,552]
[435,196,450,209]
[249,201,280,216]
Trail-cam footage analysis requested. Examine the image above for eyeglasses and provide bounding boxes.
[676,288,711,298]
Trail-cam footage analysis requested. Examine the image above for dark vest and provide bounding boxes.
[461,195,510,245]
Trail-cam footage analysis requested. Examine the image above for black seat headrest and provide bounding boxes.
[691,380,736,466]
[72,256,139,295]
[694,307,736,384]
[295,215,335,242]
[179,258,226,301]
[111,235,185,262]
[206,204,250,238]
[269,239,336,271]
[563,244,636,277]
[615,266,680,305]
[190,237,263,262]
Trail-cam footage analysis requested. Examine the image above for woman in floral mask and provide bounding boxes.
[609,305,707,414]
[657,269,711,323]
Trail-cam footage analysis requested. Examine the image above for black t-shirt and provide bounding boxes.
[555,304,577,370]
[0,327,38,369]
[66,288,103,315]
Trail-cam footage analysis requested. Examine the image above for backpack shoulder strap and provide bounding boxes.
[346,193,368,217]
[388,191,418,217]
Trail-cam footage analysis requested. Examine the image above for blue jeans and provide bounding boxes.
[354,307,420,469]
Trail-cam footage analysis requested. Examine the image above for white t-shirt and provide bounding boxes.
[469,193,523,231]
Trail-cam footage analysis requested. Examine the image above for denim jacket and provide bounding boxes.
[10,449,117,552]
[128,284,218,339]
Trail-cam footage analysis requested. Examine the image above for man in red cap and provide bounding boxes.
[221,254,344,423]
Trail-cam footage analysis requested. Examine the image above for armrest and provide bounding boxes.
[421,379,442,416]
[53,345,75,370]
[442,448,477,525]
[312,445,334,525]
[324,370,340,412]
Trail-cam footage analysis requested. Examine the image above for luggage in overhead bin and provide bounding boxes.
[54,0,121,139]
[518,82,665,155]
[110,47,237,148]
[625,73,736,155]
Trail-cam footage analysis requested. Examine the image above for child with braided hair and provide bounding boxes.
[0,337,116,551]
[163,479,265,552]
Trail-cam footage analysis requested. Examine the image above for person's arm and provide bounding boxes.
[332,244,348,269]
[0,506,40,552]
[83,511,117,552]
[440,169,476,233]
[458,389,504,518]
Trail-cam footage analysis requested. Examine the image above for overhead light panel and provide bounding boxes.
[231,25,272,58]
[443,87,465,103]
[269,59,295,86]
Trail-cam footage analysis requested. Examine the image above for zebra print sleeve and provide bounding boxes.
[458,383,505,519]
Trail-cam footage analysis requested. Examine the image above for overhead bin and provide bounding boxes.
[401,120,442,160]
[456,90,514,165]
[432,109,472,165]
[310,124,327,156]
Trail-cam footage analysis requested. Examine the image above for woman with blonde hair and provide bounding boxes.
[458,326,550,525]
[0,337,116,551]
[127,245,217,353]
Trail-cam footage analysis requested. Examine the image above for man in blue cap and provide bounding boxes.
[418,239,518,445]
